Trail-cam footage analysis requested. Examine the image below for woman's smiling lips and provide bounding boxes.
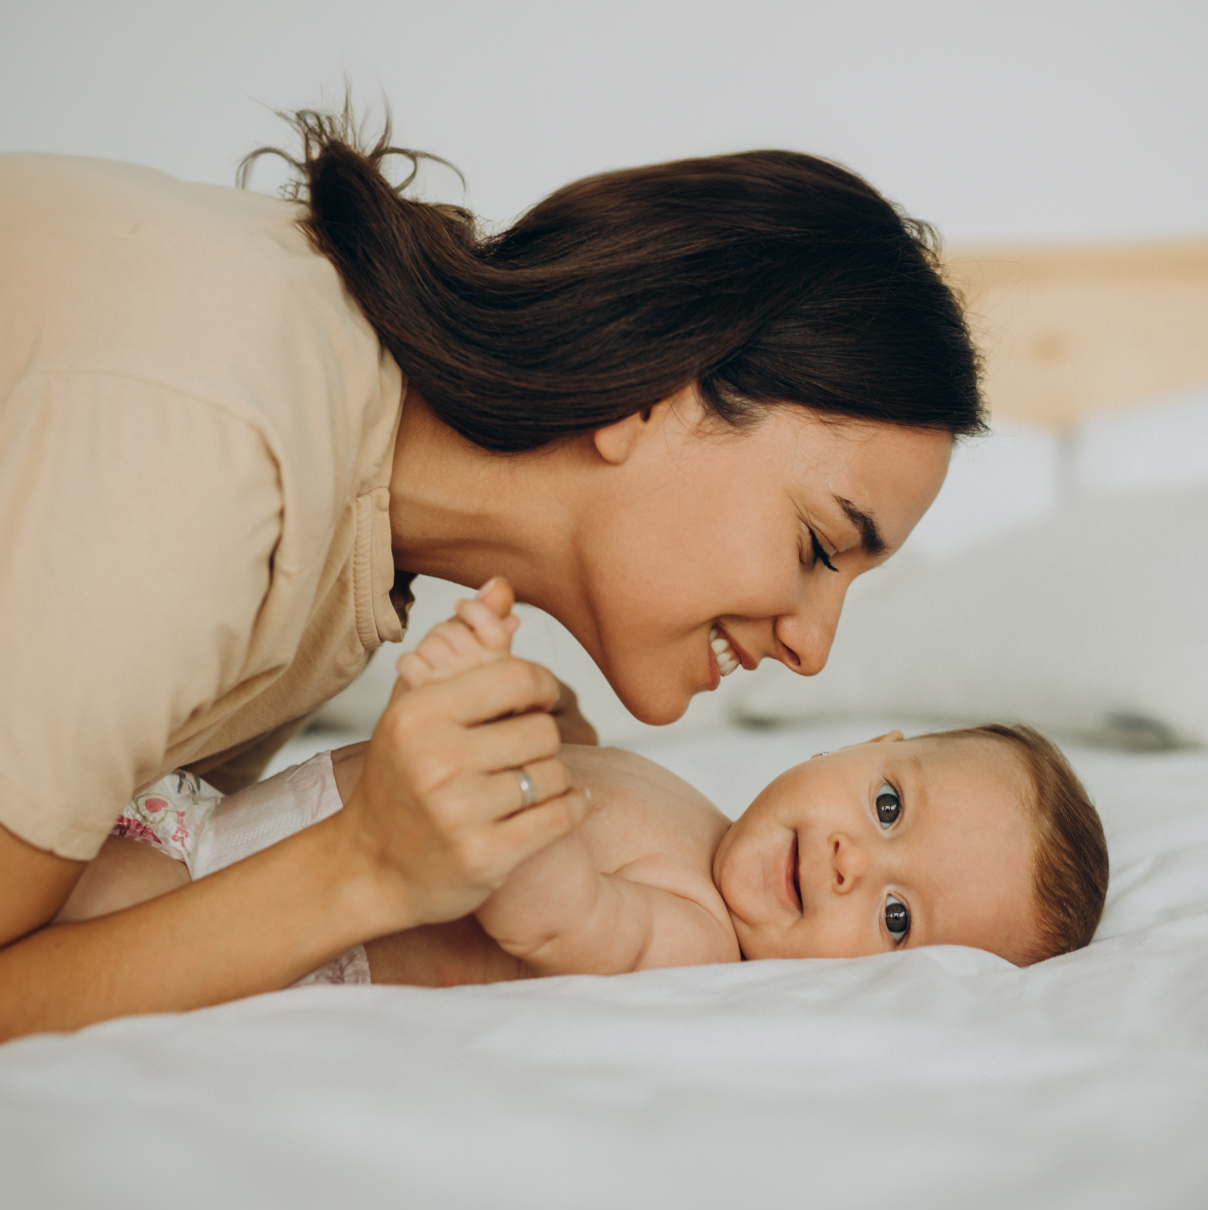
[704,624,753,692]
[709,623,754,677]
[709,625,740,677]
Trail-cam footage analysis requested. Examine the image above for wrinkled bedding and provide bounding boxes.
[3,719,1207,1209]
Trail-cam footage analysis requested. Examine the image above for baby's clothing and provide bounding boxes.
[111,771,223,875]
[111,753,371,986]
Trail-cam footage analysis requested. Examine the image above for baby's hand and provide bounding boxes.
[396,576,520,692]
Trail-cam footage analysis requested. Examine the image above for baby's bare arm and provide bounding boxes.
[475,826,735,976]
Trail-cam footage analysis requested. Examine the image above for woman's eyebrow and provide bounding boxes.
[832,494,886,557]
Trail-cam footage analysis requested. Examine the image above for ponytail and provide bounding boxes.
[241,102,983,451]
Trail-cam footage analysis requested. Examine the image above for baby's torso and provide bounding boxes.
[365,745,738,986]
[564,744,733,918]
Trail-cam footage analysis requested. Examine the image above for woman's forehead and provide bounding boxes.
[771,414,952,540]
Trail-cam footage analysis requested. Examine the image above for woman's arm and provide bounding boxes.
[0,657,586,1041]
[0,810,390,1034]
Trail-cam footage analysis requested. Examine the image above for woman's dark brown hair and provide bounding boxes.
[242,103,984,452]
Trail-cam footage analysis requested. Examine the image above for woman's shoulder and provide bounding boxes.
[1,152,403,541]
[0,152,302,280]
[0,151,383,387]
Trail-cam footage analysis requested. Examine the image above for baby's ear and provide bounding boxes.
[866,729,905,745]
[475,576,516,619]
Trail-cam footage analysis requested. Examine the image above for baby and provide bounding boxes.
[58,582,1109,984]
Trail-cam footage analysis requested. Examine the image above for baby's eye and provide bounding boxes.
[885,894,910,943]
[875,784,900,828]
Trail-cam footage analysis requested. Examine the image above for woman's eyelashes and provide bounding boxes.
[884,894,910,945]
[875,783,901,829]
[807,527,839,573]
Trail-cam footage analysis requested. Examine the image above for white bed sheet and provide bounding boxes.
[4,719,1208,1209]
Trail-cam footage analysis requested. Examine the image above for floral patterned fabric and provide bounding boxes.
[292,944,372,986]
[111,770,223,875]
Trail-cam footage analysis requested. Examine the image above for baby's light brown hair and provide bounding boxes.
[933,723,1109,964]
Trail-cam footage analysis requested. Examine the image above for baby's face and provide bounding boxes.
[712,733,1040,965]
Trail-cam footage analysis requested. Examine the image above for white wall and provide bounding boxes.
[5,0,1205,744]
[2,0,1206,244]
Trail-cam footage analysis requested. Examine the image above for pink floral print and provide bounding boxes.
[110,770,223,870]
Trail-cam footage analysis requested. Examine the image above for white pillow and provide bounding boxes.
[732,487,1208,748]
[1075,383,1208,493]
[903,418,1061,560]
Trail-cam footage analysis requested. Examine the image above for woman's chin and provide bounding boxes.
[612,680,693,727]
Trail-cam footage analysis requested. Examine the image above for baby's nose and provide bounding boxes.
[828,833,868,892]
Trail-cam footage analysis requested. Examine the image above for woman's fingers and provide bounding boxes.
[344,653,585,930]
[550,678,599,746]
[462,710,561,777]
[434,657,562,726]
[493,788,592,864]
[386,653,558,719]
[422,788,590,905]
[485,755,573,816]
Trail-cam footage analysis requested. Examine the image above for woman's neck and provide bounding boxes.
[387,387,587,610]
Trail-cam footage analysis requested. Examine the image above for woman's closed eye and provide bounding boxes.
[807,527,839,573]
[875,783,901,828]
[884,894,910,945]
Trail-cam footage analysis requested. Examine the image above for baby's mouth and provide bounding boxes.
[787,832,802,912]
[710,625,740,677]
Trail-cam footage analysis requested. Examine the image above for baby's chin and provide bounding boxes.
[718,890,803,962]
[731,925,805,962]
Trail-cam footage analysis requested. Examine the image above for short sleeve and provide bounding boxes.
[0,373,282,859]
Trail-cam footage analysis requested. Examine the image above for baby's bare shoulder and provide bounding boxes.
[561,744,735,938]
[561,746,731,853]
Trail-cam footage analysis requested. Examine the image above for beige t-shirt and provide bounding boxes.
[0,153,410,860]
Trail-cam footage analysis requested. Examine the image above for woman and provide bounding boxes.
[0,107,980,1040]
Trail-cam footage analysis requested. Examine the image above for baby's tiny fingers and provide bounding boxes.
[422,618,482,661]
[475,576,516,619]
[454,598,515,652]
[396,649,436,689]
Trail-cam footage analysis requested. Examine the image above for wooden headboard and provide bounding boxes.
[944,243,1208,429]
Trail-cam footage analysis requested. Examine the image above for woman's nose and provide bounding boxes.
[828,833,867,893]
[773,579,850,676]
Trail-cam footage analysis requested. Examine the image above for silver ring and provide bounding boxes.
[515,766,536,809]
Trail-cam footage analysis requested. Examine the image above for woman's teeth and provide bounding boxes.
[710,626,740,677]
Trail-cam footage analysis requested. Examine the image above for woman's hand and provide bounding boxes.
[339,656,591,931]
[403,573,599,747]
[551,679,599,746]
